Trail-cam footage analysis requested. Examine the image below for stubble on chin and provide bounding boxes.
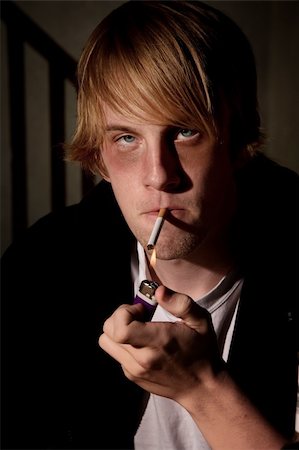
[144,232,203,261]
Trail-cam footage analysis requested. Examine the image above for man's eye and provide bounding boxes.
[119,135,135,143]
[176,129,198,140]
[181,129,193,137]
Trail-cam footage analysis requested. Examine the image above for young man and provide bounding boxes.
[2,1,298,449]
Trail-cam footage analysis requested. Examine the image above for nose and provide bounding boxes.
[143,138,182,192]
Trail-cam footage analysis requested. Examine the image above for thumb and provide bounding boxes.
[155,285,211,334]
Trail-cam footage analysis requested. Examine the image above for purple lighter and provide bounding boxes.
[133,279,159,321]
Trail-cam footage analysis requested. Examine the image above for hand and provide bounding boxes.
[98,285,224,404]
[99,288,289,449]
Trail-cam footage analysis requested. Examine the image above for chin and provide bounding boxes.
[155,233,202,260]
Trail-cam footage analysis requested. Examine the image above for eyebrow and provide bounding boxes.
[104,124,139,134]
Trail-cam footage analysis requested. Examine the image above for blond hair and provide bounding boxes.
[67,1,262,176]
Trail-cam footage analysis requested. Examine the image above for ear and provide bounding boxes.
[233,146,252,171]
[98,163,111,182]
[101,172,111,183]
[95,154,111,182]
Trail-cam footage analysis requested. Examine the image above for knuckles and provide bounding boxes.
[137,352,163,372]
[110,325,132,344]
[103,305,137,343]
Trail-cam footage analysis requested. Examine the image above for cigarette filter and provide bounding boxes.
[133,279,159,321]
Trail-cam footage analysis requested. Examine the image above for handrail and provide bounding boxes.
[1,1,77,82]
[1,1,95,241]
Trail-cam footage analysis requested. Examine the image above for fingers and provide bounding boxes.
[101,285,211,350]
[102,303,142,338]
[101,302,165,347]
[98,288,220,395]
[99,330,163,377]
[155,285,211,334]
[99,333,146,378]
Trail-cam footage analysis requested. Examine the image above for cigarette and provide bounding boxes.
[147,208,167,250]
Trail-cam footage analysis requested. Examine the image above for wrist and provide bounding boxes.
[179,368,287,450]
[178,362,228,413]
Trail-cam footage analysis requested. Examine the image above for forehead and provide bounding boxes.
[103,103,175,130]
[99,104,219,147]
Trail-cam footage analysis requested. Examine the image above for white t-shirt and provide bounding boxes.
[132,242,244,450]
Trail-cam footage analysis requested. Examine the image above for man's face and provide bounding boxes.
[101,106,237,261]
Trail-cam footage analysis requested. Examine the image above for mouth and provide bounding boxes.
[142,207,194,234]
[145,208,186,223]
[167,209,186,220]
[146,207,184,214]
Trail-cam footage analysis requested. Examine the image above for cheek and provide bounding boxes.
[101,147,142,182]
[109,183,139,238]
[101,149,120,175]
[108,172,138,215]
[188,148,235,203]
[108,159,141,196]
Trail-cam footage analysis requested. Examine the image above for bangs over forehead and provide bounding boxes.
[79,1,217,138]
[69,1,261,174]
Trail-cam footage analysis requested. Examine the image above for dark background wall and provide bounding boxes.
[1,1,299,255]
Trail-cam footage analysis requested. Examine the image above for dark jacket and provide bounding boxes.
[1,153,298,449]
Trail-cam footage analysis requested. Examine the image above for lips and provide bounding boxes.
[146,207,184,213]
[145,208,185,221]
[167,208,186,219]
